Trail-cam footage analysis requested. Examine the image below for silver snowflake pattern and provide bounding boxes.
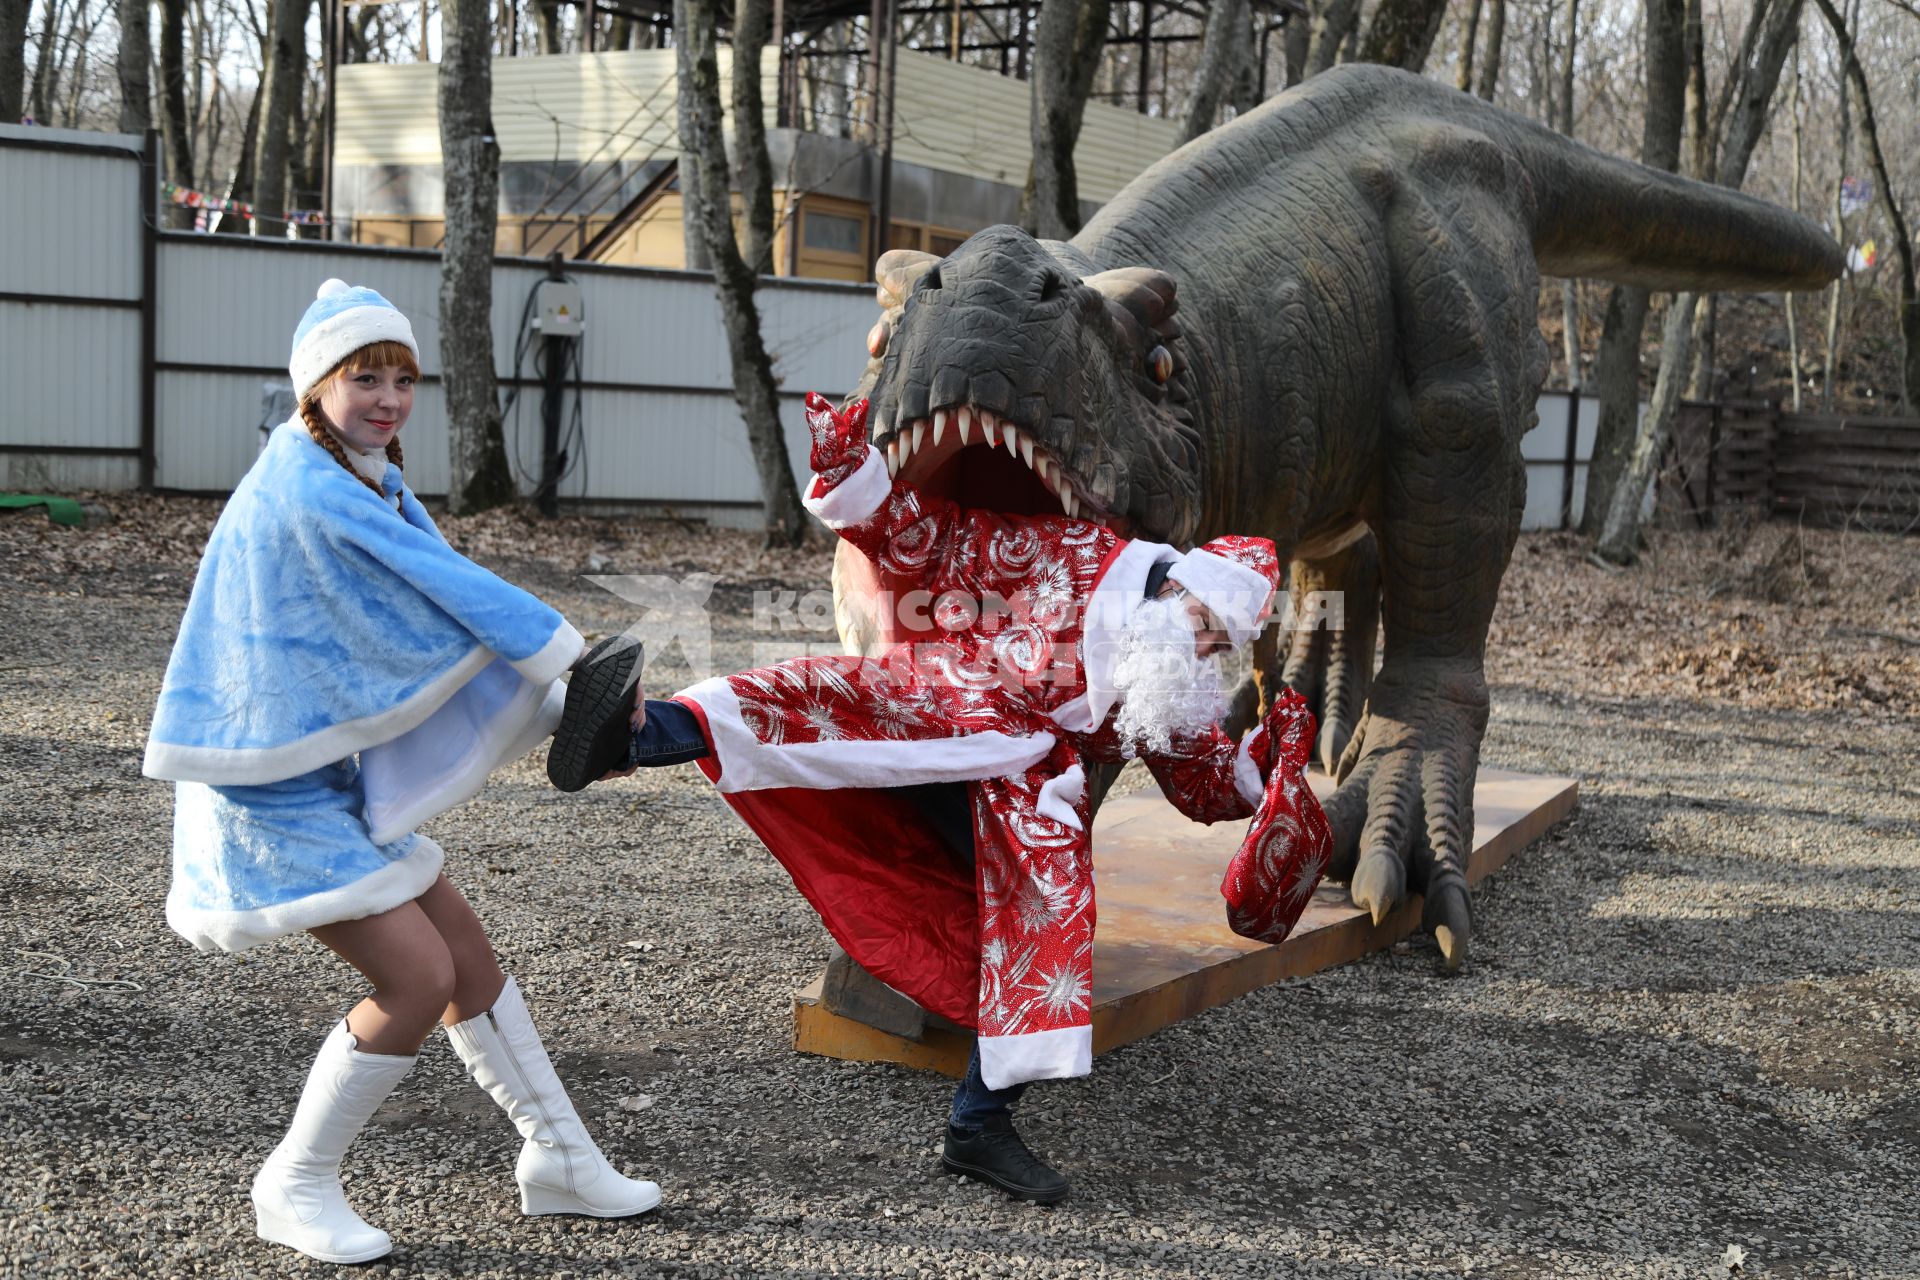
[1020,557,1077,628]
[797,700,848,741]
[1019,962,1091,1022]
[1011,872,1072,935]
[737,698,787,745]
[868,687,929,738]
[1287,844,1328,906]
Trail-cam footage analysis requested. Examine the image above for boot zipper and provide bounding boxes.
[488,1010,577,1194]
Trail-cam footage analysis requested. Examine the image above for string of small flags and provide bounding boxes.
[163,182,331,225]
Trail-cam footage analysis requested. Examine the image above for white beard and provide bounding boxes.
[1109,593,1226,758]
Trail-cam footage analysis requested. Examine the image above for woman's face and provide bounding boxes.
[317,363,413,453]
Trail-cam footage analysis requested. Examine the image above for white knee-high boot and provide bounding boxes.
[446,976,661,1218]
[251,1020,414,1264]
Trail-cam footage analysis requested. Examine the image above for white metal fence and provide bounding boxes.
[1,125,1611,532]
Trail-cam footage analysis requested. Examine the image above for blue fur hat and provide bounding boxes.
[290,278,419,400]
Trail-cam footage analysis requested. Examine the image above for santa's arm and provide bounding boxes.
[1141,726,1263,826]
[800,393,964,579]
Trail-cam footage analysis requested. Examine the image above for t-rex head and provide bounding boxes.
[853,224,1204,545]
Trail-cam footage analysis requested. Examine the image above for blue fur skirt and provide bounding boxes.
[166,758,444,953]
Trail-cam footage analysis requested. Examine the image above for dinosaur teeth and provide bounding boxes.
[1063,489,1079,519]
[982,412,1000,448]
[932,408,946,447]
[911,418,925,457]
[1003,425,1021,459]
[1035,455,1053,488]
[956,405,972,444]
[886,439,900,476]
[1020,434,1035,468]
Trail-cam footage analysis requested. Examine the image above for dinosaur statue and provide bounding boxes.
[832,63,1842,969]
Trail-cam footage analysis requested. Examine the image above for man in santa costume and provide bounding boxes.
[551,394,1331,1203]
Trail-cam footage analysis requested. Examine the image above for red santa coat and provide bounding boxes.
[674,444,1326,1089]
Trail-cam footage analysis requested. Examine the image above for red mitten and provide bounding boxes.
[1221,690,1332,944]
[805,392,870,486]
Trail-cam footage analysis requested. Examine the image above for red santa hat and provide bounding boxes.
[1171,535,1281,648]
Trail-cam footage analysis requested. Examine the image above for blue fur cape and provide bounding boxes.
[144,421,581,843]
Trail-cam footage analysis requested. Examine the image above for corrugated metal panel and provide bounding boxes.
[0,453,141,492]
[0,303,141,448]
[886,51,1178,205]
[335,49,769,169]
[0,142,141,299]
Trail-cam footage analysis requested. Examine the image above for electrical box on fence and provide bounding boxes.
[534,279,584,338]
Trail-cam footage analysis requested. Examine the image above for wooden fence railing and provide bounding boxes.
[1663,402,1920,534]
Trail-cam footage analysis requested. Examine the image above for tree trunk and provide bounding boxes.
[675,0,808,547]
[29,0,61,122]
[1579,0,1686,535]
[215,70,263,234]
[1021,0,1110,239]
[732,0,775,274]
[535,0,561,52]
[1595,294,1693,563]
[1282,4,1309,87]
[1179,0,1249,145]
[1597,0,1807,561]
[156,0,193,224]
[1557,0,1579,388]
[1474,0,1504,98]
[0,0,27,122]
[1358,0,1448,73]
[117,0,151,132]
[1809,0,1917,411]
[254,0,310,234]
[1304,0,1360,77]
[1455,0,1481,92]
[1784,47,1803,411]
[438,0,516,515]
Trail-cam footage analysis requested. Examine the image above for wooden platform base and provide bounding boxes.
[793,767,1577,1078]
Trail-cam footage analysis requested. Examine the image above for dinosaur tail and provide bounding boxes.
[1489,111,1842,292]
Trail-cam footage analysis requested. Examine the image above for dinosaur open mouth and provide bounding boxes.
[871,401,1112,526]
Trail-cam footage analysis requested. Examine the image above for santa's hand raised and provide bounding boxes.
[805,393,870,487]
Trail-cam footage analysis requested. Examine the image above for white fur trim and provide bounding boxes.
[803,447,891,530]
[1232,733,1265,811]
[511,619,585,684]
[289,305,420,400]
[978,1024,1093,1090]
[1048,539,1178,735]
[1172,548,1273,648]
[361,670,565,845]
[166,835,445,953]
[144,644,493,785]
[144,618,577,786]
[1035,764,1087,831]
[678,675,1057,794]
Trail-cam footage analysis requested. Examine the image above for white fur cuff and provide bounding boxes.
[803,447,891,530]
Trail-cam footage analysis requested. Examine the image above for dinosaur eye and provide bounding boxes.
[1147,345,1173,384]
[867,319,890,359]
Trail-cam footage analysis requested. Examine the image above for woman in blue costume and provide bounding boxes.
[144,280,660,1265]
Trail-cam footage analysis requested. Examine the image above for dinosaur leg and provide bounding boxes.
[1279,532,1380,782]
[1325,160,1542,969]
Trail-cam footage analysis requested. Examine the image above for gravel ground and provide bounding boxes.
[1,498,1915,1279]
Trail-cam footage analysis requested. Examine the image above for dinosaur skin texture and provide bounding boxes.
[836,63,1842,969]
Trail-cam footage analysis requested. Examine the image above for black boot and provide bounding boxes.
[547,637,644,793]
[942,1115,1070,1204]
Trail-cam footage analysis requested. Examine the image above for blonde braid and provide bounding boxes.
[300,398,385,498]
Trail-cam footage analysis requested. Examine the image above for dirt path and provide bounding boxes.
[1,499,1913,1279]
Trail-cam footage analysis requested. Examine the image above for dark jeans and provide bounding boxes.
[627,706,1027,1129]
[625,699,711,768]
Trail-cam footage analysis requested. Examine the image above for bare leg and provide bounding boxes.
[309,900,456,1056]
[413,875,508,1025]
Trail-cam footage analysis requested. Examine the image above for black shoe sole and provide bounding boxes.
[939,1154,1069,1205]
[547,636,644,793]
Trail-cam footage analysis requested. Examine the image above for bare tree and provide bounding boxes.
[675,0,808,547]
[1022,0,1113,239]
[1,0,27,121]
[535,0,561,52]
[438,0,516,514]
[1595,0,1808,563]
[1811,0,1918,409]
[1557,0,1581,389]
[1180,0,1250,144]
[1304,0,1362,76]
[1456,0,1483,91]
[157,0,194,223]
[117,0,150,132]
[1359,0,1449,72]
[732,0,775,273]
[1476,0,1506,98]
[1581,0,1687,535]
[253,0,310,233]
